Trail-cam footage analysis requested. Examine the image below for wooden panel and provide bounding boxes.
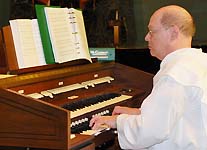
[0,62,115,88]
[70,134,95,150]
[0,30,7,73]
[2,26,19,71]
[0,88,70,149]
[0,30,6,67]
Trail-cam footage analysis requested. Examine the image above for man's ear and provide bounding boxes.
[170,25,179,41]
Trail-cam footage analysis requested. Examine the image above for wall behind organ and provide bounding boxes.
[78,0,207,48]
[134,0,207,48]
[1,0,207,48]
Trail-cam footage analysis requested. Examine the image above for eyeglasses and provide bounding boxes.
[147,26,172,36]
[147,29,163,36]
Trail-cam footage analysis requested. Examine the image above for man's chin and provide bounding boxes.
[150,51,158,58]
[149,49,154,56]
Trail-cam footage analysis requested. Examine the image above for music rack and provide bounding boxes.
[0,25,96,75]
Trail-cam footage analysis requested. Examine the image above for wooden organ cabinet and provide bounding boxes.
[0,27,153,150]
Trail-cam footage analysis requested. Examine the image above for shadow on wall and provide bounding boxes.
[0,0,11,28]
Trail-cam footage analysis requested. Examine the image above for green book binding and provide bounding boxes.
[35,4,59,64]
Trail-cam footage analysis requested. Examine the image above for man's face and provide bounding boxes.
[145,13,171,60]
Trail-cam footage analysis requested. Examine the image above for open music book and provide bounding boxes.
[44,7,91,63]
[9,6,91,69]
[9,19,46,68]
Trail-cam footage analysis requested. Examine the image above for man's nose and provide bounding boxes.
[145,32,150,41]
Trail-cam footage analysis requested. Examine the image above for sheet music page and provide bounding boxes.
[31,19,46,66]
[70,8,91,62]
[44,7,91,63]
[9,20,24,68]
[10,19,43,68]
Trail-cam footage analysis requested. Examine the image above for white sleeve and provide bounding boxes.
[117,76,186,149]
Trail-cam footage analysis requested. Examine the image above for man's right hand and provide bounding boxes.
[112,106,141,115]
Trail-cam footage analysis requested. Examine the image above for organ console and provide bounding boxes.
[0,26,153,149]
[0,61,153,149]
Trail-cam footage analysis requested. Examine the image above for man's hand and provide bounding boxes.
[89,115,118,130]
[89,106,140,130]
[112,106,141,115]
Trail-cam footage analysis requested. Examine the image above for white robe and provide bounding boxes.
[117,48,207,150]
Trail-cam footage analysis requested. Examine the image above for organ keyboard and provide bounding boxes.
[69,94,132,119]
[0,62,153,149]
